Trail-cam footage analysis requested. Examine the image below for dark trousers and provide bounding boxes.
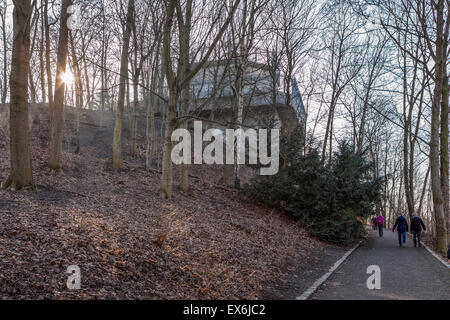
[413,230,421,244]
[378,225,383,237]
[397,231,406,246]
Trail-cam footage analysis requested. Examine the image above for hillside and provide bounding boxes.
[0,105,347,299]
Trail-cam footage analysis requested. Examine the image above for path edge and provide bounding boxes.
[295,239,364,300]
[407,233,450,269]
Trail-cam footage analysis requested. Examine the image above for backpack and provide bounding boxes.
[376,216,384,225]
[411,216,422,231]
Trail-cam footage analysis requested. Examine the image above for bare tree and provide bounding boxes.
[129,1,152,158]
[359,0,449,252]
[43,0,53,118]
[112,0,135,168]
[0,0,9,105]
[160,0,241,199]
[427,0,449,252]
[2,0,34,190]
[319,0,365,164]
[48,0,72,171]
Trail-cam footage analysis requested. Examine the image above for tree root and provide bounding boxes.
[1,175,34,191]
[159,188,171,200]
[47,164,63,173]
[1,176,12,190]
[179,185,195,196]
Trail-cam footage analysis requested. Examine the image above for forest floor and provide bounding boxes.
[0,105,349,299]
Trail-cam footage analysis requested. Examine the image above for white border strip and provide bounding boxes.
[423,244,450,269]
[295,240,363,300]
[407,233,450,269]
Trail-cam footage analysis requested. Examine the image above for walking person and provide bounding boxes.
[371,216,377,230]
[376,214,385,237]
[392,214,408,248]
[410,216,426,247]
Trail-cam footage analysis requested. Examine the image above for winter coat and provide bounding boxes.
[393,216,408,232]
[376,216,385,226]
[410,216,426,232]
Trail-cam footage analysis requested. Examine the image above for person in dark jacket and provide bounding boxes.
[410,216,426,247]
[392,215,408,248]
[371,217,377,230]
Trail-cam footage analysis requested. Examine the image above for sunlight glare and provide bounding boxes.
[61,72,74,85]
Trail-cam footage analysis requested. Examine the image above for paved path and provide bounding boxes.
[311,229,450,300]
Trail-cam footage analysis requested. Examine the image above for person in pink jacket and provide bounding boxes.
[376,215,385,237]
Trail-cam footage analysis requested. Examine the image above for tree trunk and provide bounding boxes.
[146,55,162,170]
[160,99,177,200]
[48,0,72,171]
[28,12,39,106]
[43,0,53,121]
[179,0,193,195]
[233,63,245,190]
[160,0,177,199]
[112,0,134,168]
[403,126,415,220]
[39,5,46,104]
[223,164,232,185]
[70,33,83,154]
[29,69,37,105]
[440,61,449,243]
[180,86,192,194]
[2,0,34,190]
[160,0,240,198]
[126,77,131,134]
[145,92,155,170]
[100,3,107,126]
[417,165,430,221]
[1,1,8,105]
[130,77,139,158]
[440,15,449,242]
[430,0,448,253]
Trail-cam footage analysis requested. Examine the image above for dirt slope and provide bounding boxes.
[0,105,342,299]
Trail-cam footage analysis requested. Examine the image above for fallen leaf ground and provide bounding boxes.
[0,105,347,299]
